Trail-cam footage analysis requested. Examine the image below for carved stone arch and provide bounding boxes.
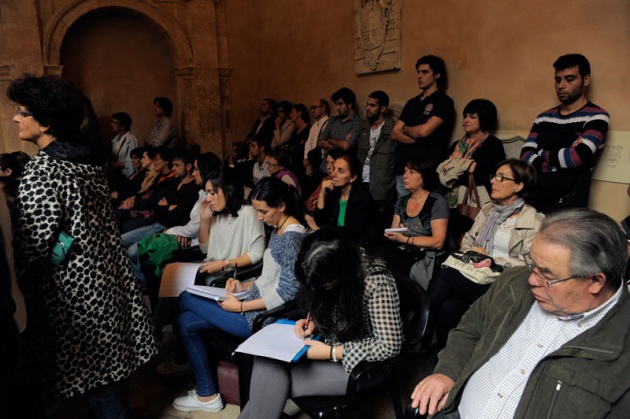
[42,0,194,74]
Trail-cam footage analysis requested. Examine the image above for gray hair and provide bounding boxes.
[538,208,628,287]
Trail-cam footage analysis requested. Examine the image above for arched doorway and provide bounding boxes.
[60,9,177,143]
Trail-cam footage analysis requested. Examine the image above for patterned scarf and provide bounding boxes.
[475,197,525,253]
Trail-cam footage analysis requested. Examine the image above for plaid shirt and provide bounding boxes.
[146,116,178,148]
[335,256,403,373]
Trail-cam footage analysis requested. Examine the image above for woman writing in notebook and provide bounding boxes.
[238,230,404,419]
[172,177,307,413]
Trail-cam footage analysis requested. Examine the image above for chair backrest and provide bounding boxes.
[392,268,430,353]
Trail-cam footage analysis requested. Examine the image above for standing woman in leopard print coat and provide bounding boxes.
[7,74,157,417]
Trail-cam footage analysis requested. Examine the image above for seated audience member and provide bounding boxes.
[305,152,373,244]
[116,147,177,232]
[266,148,302,197]
[225,141,248,168]
[109,111,138,183]
[304,150,340,214]
[238,229,403,418]
[232,133,271,193]
[132,152,221,303]
[411,209,630,418]
[437,99,505,237]
[122,150,199,245]
[0,152,26,205]
[357,90,397,203]
[382,157,449,289]
[172,177,306,413]
[156,168,266,372]
[427,159,543,350]
[110,146,147,204]
[271,100,296,150]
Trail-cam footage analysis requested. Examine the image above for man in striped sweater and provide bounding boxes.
[520,54,609,214]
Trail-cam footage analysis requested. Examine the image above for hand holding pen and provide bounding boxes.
[295,312,315,340]
[225,263,242,293]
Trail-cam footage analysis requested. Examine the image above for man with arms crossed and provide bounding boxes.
[392,55,454,197]
[520,54,609,214]
[411,208,630,418]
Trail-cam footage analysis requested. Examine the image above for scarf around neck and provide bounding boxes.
[475,197,525,253]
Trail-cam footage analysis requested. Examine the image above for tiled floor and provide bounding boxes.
[47,329,437,419]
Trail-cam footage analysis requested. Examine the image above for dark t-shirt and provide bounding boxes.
[396,90,455,173]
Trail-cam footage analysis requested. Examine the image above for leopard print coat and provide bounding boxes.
[14,147,158,398]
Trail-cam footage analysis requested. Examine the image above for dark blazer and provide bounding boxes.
[314,182,374,244]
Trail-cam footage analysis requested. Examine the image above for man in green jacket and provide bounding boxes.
[411,208,630,418]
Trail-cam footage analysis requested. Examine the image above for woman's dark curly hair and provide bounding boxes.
[295,229,364,342]
[7,74,85,142]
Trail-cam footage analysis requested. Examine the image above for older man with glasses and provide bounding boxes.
[411,208,630,419]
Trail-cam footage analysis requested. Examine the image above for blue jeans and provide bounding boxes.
[122,223,166,285]
[396,175,410,200]
[177,292,252,396]
[86,378,130,419]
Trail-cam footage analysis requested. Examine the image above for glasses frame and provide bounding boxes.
[524,253,578,287]
[16,108,34,118]
[490,173,516,183]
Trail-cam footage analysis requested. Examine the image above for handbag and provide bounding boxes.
[51,230,74,266]
[456,172,482,221]
[442,251,502,285]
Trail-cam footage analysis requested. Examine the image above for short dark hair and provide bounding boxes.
[494,159,537,203]
[263,98,277,113]
[277,100,293,116]
[250,177,305,226]
[205,168,244,217]
[0,153,22,178]
[130,147,146,159]
[331,87,357,109]
[319,98,331,116]
[153,97,173,117]
[553,54,591,78]
[7,74,85,141]
[415,55,448,89]
[251,130,272,152]
[368,90,389,109]
[463,99,498,131]
[292,103,311,124]
[155,147,174,169]
[538,209,628,288]
[405,157,439,191]
[266,148,290,168]
[112,112,132,131]
[173,149,196,168]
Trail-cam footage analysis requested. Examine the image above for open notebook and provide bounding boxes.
[235,319,321,362]
[186,285,252,301]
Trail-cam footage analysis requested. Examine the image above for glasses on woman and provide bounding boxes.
[16,108,34,118]
[490,173,516,183]
[523,253,578,287]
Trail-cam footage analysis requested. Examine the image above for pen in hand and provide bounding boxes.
[233,263,238,281]
[303,312,311,341]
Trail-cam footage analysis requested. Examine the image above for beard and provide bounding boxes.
[367,110,383,123]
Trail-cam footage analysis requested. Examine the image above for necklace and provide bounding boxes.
[277,214,290,232]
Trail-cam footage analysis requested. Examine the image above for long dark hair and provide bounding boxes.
[205,168,243,217]
[295,230,364,341]
[250,177,305,226]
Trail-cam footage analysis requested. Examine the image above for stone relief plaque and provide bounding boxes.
[354,0,401,75]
